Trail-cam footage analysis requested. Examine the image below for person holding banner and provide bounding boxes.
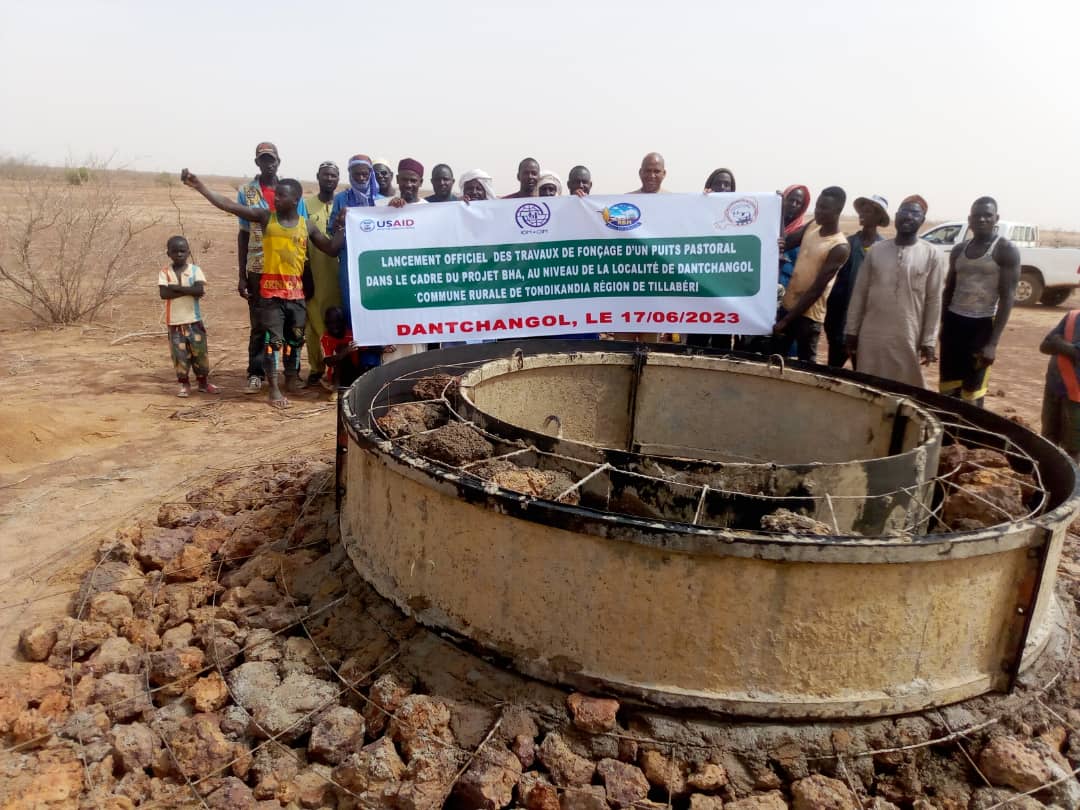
[375,158,429,359]
[503,158,541,199]
[774,187,850,363]
[459,170,497,201]
[704,168,736,193]
[567,166,592,197]
[329,155,383,322]
[181,169,346,408]
[379,158,428,209]
[425,164,459,202]
[538,171,562,197]
[629,152,667,194]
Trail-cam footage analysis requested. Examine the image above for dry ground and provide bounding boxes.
[0,173,1076,664]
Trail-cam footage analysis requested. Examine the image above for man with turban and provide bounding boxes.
[538,171,562,197]
[459,169,497,201]
[328,154,384,369]
[844,195,945,387]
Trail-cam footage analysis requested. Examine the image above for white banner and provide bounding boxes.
[345,192,781,344]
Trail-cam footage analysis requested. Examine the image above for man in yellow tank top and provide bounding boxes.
[775,187,851,362]
[181,170,345,408]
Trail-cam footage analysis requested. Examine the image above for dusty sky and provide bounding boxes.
[3,0,1078,228]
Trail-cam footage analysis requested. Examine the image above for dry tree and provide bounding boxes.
[0,160,160,324]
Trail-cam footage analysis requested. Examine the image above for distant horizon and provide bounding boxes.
[4,0,1076,229]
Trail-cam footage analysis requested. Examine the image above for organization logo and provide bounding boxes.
[360,217,416,232]
[722,198,759,227]
[600,202,642,231]
[515,202,551,231]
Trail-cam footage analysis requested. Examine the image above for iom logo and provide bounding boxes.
[724,198,759,226]
[600,202,642,231]
[515,202,551,232]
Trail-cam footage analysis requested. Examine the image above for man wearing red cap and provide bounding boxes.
[236,142,308,393]
[380,159,427,208]
[844,196,945,387]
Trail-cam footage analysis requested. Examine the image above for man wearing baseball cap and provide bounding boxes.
[824,194,889,367]
[236,142,308,393]
[844,195,945,388]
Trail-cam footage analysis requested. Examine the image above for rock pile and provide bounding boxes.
[938,444,1037,530]
[3,455,1080,810]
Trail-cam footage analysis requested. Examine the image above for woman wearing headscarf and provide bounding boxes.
[458,169,497,202]
[703,168,736,193]
[779,184,811,288]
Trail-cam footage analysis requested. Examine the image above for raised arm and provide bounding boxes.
[978,239,1021,365]
[308,209,346,256]
[776,243,850,330]
[182,170,269,225]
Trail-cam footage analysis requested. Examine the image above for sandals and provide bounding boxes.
[177,383,191,398]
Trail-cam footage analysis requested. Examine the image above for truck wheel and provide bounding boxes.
[1016,270,1044,307]
[1040,287,1073,307]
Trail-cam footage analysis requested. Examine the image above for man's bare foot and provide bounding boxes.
[268,391,290,409]
[285,376,303,394]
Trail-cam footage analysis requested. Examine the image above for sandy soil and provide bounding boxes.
[0,174,1075,664]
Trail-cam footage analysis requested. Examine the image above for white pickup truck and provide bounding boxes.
[920,221,1080,306]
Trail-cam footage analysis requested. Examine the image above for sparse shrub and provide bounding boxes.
[0,162,160,323]
[155,171,174,187]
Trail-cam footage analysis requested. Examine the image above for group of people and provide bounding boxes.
[161,143,1033,442]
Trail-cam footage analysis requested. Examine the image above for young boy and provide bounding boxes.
[321,306,379,395]
[181,169,345,408]
[1039,309,1080,462]
[159,236,219,397]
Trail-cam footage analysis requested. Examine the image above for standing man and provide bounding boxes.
[774,187,850,362]
[939,197,1021,406]
[237,142,308,393]
[425,164,458,202]
[629,152,666,194]
[380,158,427,208]
[502,158,540,198]
[329,154,382,322]
[824,194,888,367]
[844,196,944,387]
[372,158,396,199]
[303,161,342,387]
[568,166,592,197]
[380,159,428,360]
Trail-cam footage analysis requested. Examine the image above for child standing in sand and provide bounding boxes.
[159,236,219,397]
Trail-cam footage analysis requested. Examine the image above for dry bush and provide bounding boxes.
[0,161,160,323]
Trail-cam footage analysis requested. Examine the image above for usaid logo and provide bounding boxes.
[374,218,415,230]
